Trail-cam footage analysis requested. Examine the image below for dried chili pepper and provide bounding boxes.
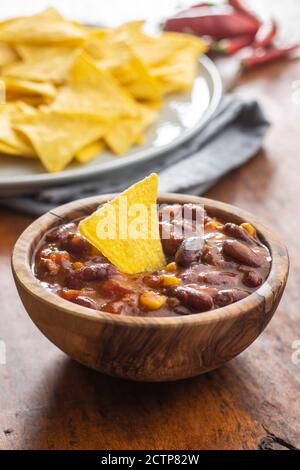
[253,20,277,49]
[241,45,299,69]
[164,4,260,40]
[191,2,214,7]
[228,0,261,28]
[213,35,254,55]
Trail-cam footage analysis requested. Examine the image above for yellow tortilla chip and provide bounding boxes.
[51,52,140,119]
[8,101,37,118]
[114,21,206,68]
[3,77,56,99]
[4,46,78,84]
[104,104,157,154]
[85,35,162,101]
[0,105,35,156]
[0,141,36,157]
[0,42,18,67]
[0,8,87,45]
[151,46,201,93]
[0,10,205,171]
[135,134,145,145]
[14,111,110,172]
[114,24,206,95]
[75,140,104,163]
[0,141,20,155]
[79,173,166,274]
[36,7,64,21]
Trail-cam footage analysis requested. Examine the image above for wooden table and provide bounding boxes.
[1,0,300,451]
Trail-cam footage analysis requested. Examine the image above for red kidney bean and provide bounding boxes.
[71,295,98,310]
[198,271,238,286]
[77,264,112,281]
[159,221,182,255]
[223,223,255,244]
[202,243,225,266]
[170,285,213,312]
[222,240,266,267]
[45,222,77,242]
[60,232,91,255]
[60,288,98,310]
[175,237,203,267]
[214,288,249,307]
[159,204,204,256]
[65,263,111,288]
[242,270,263,288]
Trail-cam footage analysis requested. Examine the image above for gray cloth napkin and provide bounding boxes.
[1,95,269,216]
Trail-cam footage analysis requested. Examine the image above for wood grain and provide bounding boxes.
[11,195,289,382]
[1,0,300,451]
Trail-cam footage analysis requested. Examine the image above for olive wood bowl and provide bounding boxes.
[12,194,289,382]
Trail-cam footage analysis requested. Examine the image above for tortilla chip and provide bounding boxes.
[104,104,157,154]
[37,7,64,20]
[0,10,205,171]
[114,21,207,73]
[151,46,201,93]
[3,77,56,99]
[51,52,140,119]
[8,101,37,118]
[0,41,18,67]
[85,35,162,101]
[79,173,166,274]
[0,105,35,156]
[135,134,145,145]
[0,8,87,45]
[75,140,104,163]
[4,46,78,84]
[0,141,21,155]
[14,111,110,172]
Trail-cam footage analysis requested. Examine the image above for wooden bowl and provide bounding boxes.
[12,194,289,382]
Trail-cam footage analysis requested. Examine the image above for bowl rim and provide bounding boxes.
[12,193,289,328]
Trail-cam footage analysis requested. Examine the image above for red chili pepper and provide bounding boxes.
[228,0,261,28]
[241,45,299,70]
[164,5,260,40]
[253,20,277,49]
[213,35,254,55]
[191,2,215,7]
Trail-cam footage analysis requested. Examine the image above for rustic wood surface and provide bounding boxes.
[1,0,300,450]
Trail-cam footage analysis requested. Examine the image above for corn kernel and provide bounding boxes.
[159,274,181,286]
[72,261,84,270]
[166,262,176,272]
[240,222,256,236]
[205,219,223,231]
[139,291,167,310]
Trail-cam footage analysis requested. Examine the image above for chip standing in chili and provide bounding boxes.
[34,174,271,317]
